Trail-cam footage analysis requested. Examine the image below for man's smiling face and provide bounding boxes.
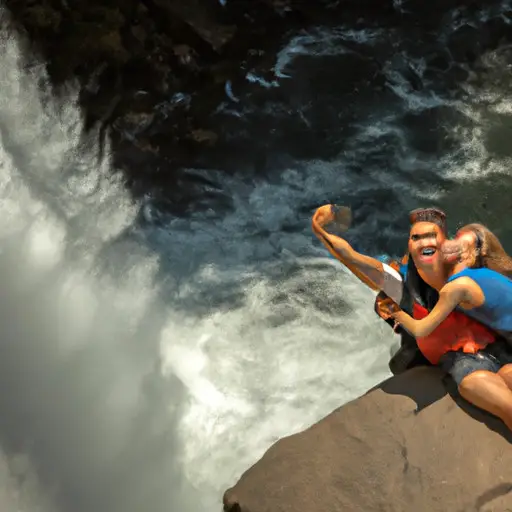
[408,221,446,273]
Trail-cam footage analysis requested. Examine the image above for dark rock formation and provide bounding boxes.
[2,0,390,206]
[3,0,511,210]
[223,367,512,512]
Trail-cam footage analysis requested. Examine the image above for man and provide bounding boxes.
[312,205,449,374]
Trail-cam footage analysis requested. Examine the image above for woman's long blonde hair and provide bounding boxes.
[461,223,512,278]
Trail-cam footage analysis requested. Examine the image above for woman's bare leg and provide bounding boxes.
[458,370,512,430]
[497,364,512,391]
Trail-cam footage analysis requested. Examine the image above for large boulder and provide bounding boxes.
[223,367,512,512]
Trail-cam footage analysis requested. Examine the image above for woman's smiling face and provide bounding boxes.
[442,230,479,266]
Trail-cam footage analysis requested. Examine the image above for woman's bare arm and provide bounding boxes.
[391,281,468,337]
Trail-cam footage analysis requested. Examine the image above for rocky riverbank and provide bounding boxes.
[223,366,512,512]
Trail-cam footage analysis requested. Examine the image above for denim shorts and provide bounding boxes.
[439,339,512,387]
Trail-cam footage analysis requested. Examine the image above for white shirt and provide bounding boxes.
[382,263,404,304]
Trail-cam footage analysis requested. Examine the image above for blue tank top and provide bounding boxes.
[447,267,512,332]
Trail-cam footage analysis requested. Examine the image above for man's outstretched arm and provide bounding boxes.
[312,204,399,295]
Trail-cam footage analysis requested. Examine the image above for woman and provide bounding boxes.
[380,223,512,430]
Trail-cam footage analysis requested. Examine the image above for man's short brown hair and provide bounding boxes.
[409,207,447,234]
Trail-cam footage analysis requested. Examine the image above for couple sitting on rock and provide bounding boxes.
[312,204,512,431]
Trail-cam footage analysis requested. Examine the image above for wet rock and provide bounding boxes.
[21,4,62,31]
[188,129,219,145]
[113,111,156,141]
[151,0,236,51]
